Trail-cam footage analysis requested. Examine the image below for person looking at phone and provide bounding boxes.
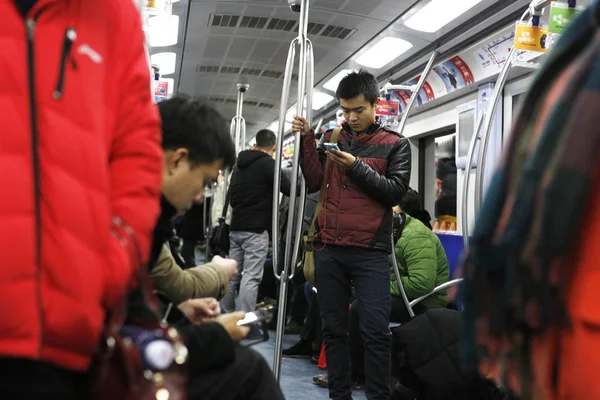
[293,69,411,400]
[130,96,284,400]
[221,129,294,339]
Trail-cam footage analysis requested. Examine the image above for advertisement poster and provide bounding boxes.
[548,2,583,49]
[432,56,474,94]
[376,99,400,116]
[514,22,549,53]
[376,98,400,127]
[154,80,169,102]
[549,2,583,34]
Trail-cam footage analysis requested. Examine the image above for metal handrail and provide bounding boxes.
[473,0,551,215]
[397,51,438,134]
[390,231,415,318]
[474,47,515,216]
[271,0,313,382]
[409,278,464,308]
[388,51,438,319]
[461,111,486,250]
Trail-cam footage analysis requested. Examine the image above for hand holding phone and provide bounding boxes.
[324,142,340,152]
[236,308,273,327]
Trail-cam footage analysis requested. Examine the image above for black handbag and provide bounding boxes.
[209,187,231,257]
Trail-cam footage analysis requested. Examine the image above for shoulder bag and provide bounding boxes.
[302,128,342,286]
[90,217,189,400]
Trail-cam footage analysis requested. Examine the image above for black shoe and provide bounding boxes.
[310,355,319,365]
[284,320,303,335]
[282,339,312,358]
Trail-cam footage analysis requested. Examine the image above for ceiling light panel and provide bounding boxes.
[404,0,484,33]
[355,37,413,69]
[148,14,179,47]
[323,69,354,92]
[151,52,176,75]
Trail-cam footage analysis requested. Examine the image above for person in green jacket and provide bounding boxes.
[313,189,451,389]
[390,189,450,314]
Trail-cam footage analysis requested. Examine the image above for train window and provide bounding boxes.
[455,100,477,169]
[434,135,457,231]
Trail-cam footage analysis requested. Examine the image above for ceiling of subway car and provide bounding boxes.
[162,0,525,141]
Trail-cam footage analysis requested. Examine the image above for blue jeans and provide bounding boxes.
[315,245,391,400]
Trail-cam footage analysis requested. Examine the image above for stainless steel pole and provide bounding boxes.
[461,112,486,250]
[390,232,414,318]
[474,48,515,215]
[387,50,438,319]
[397,51,438,135]
[272,0,312,382]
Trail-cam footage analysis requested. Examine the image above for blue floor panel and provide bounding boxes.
[253,333,367,400]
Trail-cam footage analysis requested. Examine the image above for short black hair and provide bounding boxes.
[158,96,236,169]
[255,129,276,149]
[314,131,323,141]
[399,188,420,215]
[335,69,379,105]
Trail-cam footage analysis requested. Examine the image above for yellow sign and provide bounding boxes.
[514,22,549,53]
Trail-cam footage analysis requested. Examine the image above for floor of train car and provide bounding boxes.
[254,333,368,400]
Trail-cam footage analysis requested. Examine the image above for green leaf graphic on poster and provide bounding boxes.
[549,2,582,35]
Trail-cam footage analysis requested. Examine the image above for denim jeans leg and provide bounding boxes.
[315,246,352,400]
[351,249,392,400]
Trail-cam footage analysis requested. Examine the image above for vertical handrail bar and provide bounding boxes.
[271,38,298,282]
[273,0,311,382]
[474,48,515,215]
[289,39,313,281]
[461,112,486,250]
[390,232,415,318]
[388,50,437,319]
[397,51,438,135]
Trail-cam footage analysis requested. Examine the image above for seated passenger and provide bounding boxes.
[313,191,450,389]
[151,243,236,303]
[132,96,284,400]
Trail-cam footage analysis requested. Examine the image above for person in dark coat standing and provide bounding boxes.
[221,129,292,324]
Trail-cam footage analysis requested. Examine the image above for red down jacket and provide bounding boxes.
[0,0,163,371]
[300,122,411,252]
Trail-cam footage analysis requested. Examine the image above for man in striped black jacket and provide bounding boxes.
[293,70,411,400]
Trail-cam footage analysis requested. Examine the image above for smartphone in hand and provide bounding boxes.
[237,308,273,326]
[324,142,340,152]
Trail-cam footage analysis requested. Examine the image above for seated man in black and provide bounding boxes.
[131,96,284,400]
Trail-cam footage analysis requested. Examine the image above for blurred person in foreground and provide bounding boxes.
[461,3,600,399]
[0,1,164,398]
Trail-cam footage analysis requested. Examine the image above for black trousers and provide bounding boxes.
[315,245,392,400]
[0,358,88,400]
[189,346,285,400]
[349,297,426,382]
[299,289,322,347]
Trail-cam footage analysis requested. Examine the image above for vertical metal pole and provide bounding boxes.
[397,51,438,135]
[461,112,486,250]
[202,194,208,263]
[390,232,415,318]
[474,48,515,215]
[272,0,311,382]
[387,50,437,318]
[271,39,298,282]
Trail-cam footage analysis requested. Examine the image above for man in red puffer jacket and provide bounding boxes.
[294,70,411,400]
[0,0,163,398]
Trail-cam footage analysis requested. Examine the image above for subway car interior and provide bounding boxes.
[144,0,594,398]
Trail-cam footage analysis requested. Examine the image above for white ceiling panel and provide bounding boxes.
[154,0,530,141]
